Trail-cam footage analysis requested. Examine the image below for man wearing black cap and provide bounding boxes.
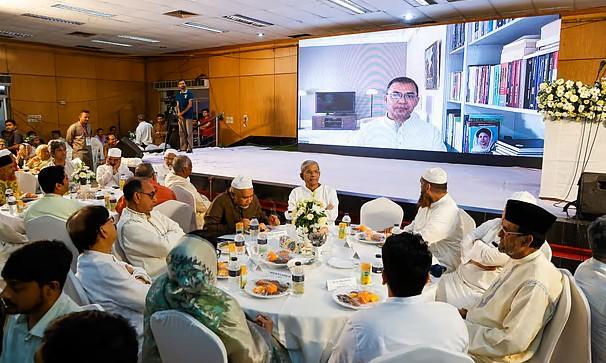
[461,200,562,363]
[0,149,20,205]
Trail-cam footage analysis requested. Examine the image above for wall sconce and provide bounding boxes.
[366,88,378,117]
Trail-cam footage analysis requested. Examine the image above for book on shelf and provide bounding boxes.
[443,109,461,149]
[462,114,502,153]
[494,138,544,156]
[470,18,514,42]
[449,23,466,50]
[449,72,463,101]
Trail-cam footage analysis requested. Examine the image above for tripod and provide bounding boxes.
[163,103,179,153]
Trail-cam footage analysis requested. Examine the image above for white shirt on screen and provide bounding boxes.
[574,257,606,363]
[328,295,469,363]
[351,113,446,152]
[135,121,154,146]
[288,184,339,223]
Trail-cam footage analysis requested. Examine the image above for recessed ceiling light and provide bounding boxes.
[51,4,114,18]
[404,13,414,21]
[181,22,225,33]
[91,40,132,47]
[222,14,274,28]
[0,30,33,38]
[326,0,370,14]
[22,13,84,25]
[411,0,437,5]
[117,35,160,43]
[257,33,264,37]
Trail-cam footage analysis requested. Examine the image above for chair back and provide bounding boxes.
[458,209,476,237]
[15,171,38,194]
[63,270,90,306]
[26,215,79,272]
[154,200,195,233]
[172,185,198,230]
[150,310,228,363]
[529,271,572,363]
[360,197,404,231]
[370,344,474,363]
[89,137,104,170]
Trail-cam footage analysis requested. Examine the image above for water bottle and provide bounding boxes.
[292,261,305,295]
[372,253,383,285]
[342,213,351,234]
[7,195,16,215]
[234,233,246,256]
[256,232,268,255]
[228,256,240,291]
[249,217,259,239]
[4,188,13,204]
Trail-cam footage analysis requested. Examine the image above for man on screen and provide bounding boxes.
[351,77,446,152]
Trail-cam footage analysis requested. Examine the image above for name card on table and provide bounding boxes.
[326,277,357,291]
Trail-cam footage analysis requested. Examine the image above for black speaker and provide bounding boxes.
[117,137,143,159]
[577,172,606,220]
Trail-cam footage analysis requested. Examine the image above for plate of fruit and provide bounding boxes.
[354,230,386,244]
[332,288,384,310]
[261,250,293,268]
[245,278,290,298]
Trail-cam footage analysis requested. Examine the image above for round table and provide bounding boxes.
[216,226,438,363]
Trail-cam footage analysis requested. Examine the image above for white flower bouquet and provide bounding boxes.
[72,165,95,185]
[537,78,606,123]
[292,198,328,236]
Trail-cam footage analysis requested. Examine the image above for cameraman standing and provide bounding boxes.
[175,80,194,153]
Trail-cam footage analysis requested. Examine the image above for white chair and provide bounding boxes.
[26,215,79,272]
[154,200,195,233]
[172,185,198,231]
[15,171,38,194]
[458,209,476,237]
[89,136,104,170]
[150,310,228,363]
[370,345,474,363]
[359,197,404,231]
[63,270,90,306]
[529,272,572,363]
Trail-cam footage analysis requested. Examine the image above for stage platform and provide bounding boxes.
[142,146,561,217]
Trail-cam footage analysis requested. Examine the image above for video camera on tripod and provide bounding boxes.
[162,95,179,151]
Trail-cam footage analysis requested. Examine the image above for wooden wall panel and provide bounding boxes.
[209,54,240,78]
[56,78,97,103]
[95,58,145,82]
[146,57,210,81]
[558,14,606,84]
[55,54,96,79]
[274,73,297,137]
[0,46,8,73]
[10,74,57,102]
[239,75,275,137]
[5,47,55,76]
[275,46,298,74]
[9,101,59,137]
[210,77,240,146]
[240,49,275,76]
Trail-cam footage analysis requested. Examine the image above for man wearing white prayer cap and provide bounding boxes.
[197,174,280,245]
[436,191,552,309]
[96,147,134,188]
[154,148,178,184]
[403,167,465,272]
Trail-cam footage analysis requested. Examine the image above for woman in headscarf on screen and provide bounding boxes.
[142,234,291,363]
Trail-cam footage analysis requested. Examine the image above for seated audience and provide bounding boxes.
[96,148,133,188]
[199,175,280,245]
[135,114,154,147]
[16,143,34,168]
[95,127,107,145]
[142,234,291,363]
[117,178,184,279]
[0,138,5,150]
[26,145,52,172]
[67,206,150,341]
[46,140,77,179]
[24,166,81,223]
[0,241,80,363]
[35,310,138,363]
[49,130,64,142]
[115,162,176,215]
[462,200,561,362]
[164,155,210,228]
[574,215,606,363]
[1,119,24,154]
[0,149,19,205]
[403,167,464,271]
[152,113,167,146]
[329,232,468,363]
[154,148,177,183]
[436,191,537,309]
[288,160,339,224]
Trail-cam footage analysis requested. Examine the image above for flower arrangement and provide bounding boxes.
[292,198,328,236]
[71,164,95,185]
[537,78,606,123]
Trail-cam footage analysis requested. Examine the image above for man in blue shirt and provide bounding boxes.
[175,80,194,153]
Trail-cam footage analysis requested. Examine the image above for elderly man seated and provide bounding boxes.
[403,167,464,271]
[164,155,210,228]
[154,149,177,184]
[436,191,537,309]
[115,162,176,215]
[96,148,133,188]
[116,178,184,279]
[288,160,339,224]
[198,175,280,245]
[26,144,53,173]
[461,200,562,363]
[0,149,36,205]
[24,166,82,223]
[47,140,77,179]
[575,215,606,363]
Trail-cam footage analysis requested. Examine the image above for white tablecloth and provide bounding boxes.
[217,227,438,363]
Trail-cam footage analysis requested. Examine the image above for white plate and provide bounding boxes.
[327,257,359,269]
[244,279,290,299]
[332,287,385,310]
[259,252,293,269]
[353,232,385,245]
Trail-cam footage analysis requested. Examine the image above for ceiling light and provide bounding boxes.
[22,13,84,25]
[182,22,225,33]
[404,13,414,21]
[91,40,132,47]
[257,33,264,37]
[411,0,437,5]
[327,0,370,14]
[0,30,33,38]
[117,35,160,43]
[222,14,274,28]
[51,4,114,18]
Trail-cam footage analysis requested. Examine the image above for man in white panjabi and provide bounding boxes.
[329,232,468,363]
[436,191,537,309]
[461,200,562,363]
[574,215,606,363]
[96,148,133,188]
[135,114,154,147]
[288,160,339,224]
[154,149,177,184]
[403,167,465,272]
[351,77,446,152]
[164,155,210,229]
[116,178,184,279]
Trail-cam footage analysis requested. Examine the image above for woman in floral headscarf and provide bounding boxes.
[142,234,291,363]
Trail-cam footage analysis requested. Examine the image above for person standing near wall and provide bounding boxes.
[175,80,194,153]
[66,110,93,169]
